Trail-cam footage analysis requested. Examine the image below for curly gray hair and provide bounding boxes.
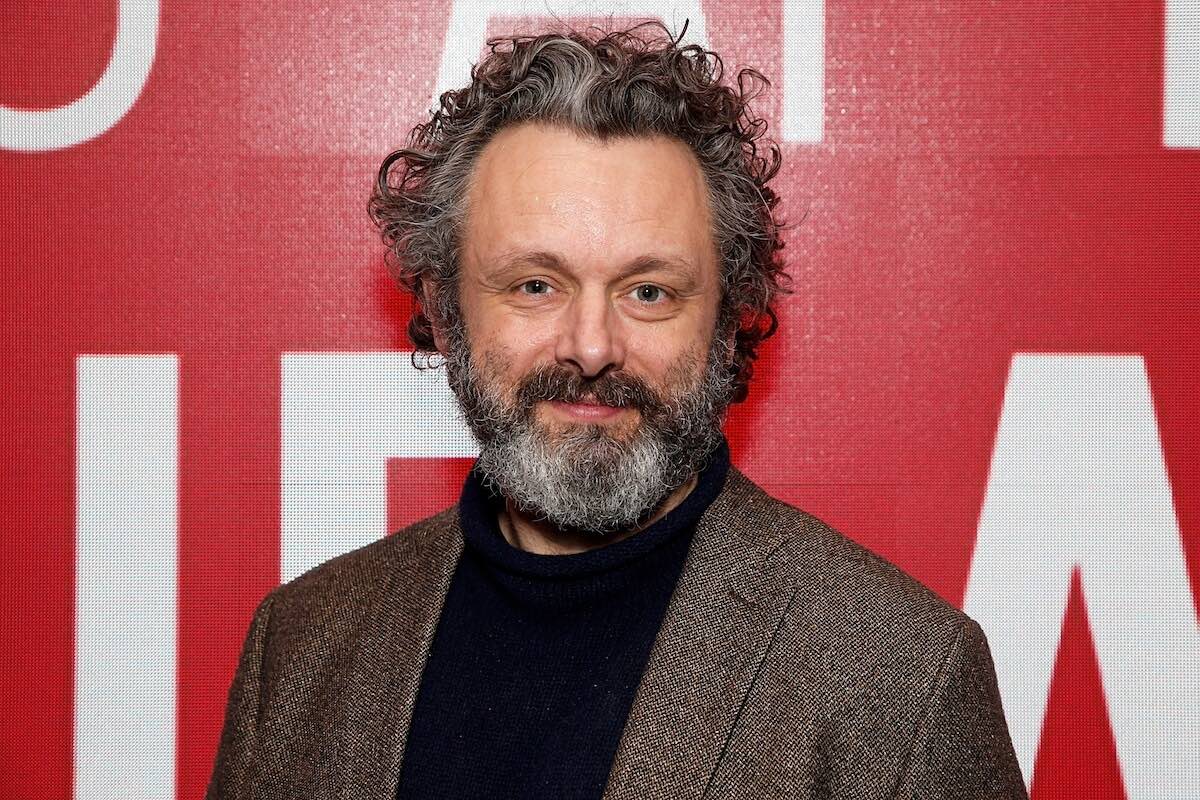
[369,20,789,403]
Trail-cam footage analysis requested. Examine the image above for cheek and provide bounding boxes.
[624,329,703,392]
[463,288,554,350]
[470,312,558,384]
[628,310,713,364]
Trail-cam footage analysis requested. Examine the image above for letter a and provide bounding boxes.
[963,353,1200,798]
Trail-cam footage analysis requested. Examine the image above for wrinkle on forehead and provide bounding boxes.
[462,122,718,274]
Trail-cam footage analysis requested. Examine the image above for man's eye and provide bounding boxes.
[519,279,553,295]
[631,284,666,303]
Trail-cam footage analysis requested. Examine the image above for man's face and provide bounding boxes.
[440,122,733,534]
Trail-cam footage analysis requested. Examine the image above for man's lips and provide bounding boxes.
[545,398,627,420]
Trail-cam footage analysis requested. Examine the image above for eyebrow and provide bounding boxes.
[490,250,700,287]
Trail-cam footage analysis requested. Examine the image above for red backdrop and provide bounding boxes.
[2,2,1197,798]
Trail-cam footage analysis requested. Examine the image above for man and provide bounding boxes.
[208,22,1027,800]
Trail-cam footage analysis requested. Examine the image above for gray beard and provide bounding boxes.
[442,327,736,537]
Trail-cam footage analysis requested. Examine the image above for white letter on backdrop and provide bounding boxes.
[1165,0,1200,148]
[963,353,1200,798]
[75,354,177,800]
[280,353,476,582]
[783,0,824,142]
[0,0,158,152]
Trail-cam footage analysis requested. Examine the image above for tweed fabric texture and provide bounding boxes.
[207,467,1028,799]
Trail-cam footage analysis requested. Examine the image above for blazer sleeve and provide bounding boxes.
[892,617,1029,800]
[205,590,278,800]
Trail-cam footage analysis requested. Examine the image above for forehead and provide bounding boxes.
[462,122,717,275]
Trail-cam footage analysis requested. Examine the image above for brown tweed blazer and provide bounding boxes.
[207,466,1028,799]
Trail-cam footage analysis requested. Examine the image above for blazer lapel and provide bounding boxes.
[328,511,465,800]
[602,467,801,800]
[303,467,799,800]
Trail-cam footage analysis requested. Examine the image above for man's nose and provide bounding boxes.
[554,288,626,378]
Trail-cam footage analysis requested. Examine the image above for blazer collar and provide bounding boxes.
[601,466,800,799]
[329,511,465,800]
[329,464,797,800]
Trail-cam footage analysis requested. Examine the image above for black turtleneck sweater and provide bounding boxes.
[394,438,731,800]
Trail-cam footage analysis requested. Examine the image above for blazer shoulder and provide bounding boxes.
[265,505,460,625]
[715,471,1022,797]
[725,467,971,640]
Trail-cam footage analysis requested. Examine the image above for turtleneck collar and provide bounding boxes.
[457,437,731,581]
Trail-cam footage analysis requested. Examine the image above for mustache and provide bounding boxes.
[513,363,665,414]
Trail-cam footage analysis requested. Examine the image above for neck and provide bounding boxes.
[496,472,700,556]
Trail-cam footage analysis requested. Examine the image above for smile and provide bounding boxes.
[545,399,628,421]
